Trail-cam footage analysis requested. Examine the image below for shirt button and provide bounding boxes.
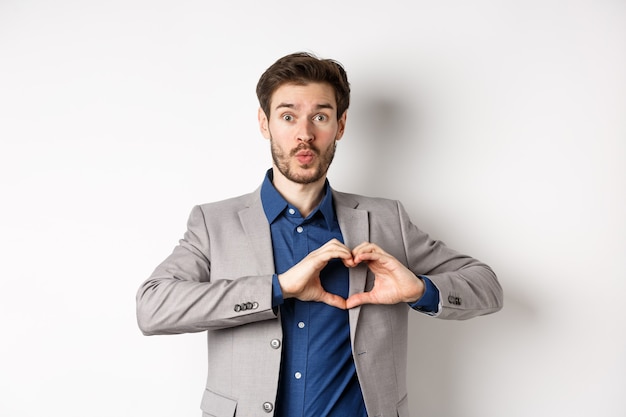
[270,339,281,349]
[288,208,295,215]
[296,226,303,233]
[294,372,302,379]
[298,321,305,329]
[263,402,274,412]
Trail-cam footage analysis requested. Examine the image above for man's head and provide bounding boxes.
[256,52,350,120]
[256,53,350,186]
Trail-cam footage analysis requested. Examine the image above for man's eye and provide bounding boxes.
[282,114,293,121]
[313,114,327,122]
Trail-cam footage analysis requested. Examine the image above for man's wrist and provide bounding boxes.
[409,276,440,313]
[405,277,426,303]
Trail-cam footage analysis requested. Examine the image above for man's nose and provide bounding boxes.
[296,120,314,142]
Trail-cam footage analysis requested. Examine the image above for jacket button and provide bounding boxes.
[448,295,462,306]
[263,402,274,412]
[234,304,242,312]
[270,339,281,349]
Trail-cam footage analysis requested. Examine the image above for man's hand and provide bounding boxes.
[277,239,356,310]
[346,242,425,309]
[278,240,424,310]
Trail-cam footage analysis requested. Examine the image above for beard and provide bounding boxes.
[270,137,337,185]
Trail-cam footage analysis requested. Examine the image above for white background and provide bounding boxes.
[1,1,624,416]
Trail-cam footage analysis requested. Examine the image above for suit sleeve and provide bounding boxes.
[398,201,503,320]
[136,205,278,335]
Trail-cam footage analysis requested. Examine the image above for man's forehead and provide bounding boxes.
[271,82,337,110]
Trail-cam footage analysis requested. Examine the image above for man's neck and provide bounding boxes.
[271,168,326,218]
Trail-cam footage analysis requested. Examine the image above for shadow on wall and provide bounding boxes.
[338,78,424,200]
[348,76,533,415]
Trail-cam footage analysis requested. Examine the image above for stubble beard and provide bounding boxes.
[270,137,337,185]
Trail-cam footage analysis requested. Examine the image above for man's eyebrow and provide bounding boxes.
[274,103,295,110]
[274,102,335,111]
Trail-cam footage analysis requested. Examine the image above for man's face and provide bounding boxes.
[258,82,346,185]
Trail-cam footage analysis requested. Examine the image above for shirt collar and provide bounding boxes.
[260,169,335,229]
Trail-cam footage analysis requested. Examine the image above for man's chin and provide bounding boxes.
[288,168,324,185]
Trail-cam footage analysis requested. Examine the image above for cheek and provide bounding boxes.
[318,125,340,140]
[267,121,290,138]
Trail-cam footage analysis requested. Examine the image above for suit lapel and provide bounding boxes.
[238,191,276,275]
[333,190,370,338]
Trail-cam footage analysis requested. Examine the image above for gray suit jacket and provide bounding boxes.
[136,187,503,417]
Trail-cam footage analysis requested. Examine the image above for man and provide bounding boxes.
[136,52,503,417]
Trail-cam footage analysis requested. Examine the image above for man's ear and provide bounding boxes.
[336,111,348,141]
[258,108,271,139]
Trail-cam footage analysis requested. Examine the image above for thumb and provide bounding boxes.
[321,292,348,310]
[345,292,374,309]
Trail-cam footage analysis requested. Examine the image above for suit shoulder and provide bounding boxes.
[332,189,402,211]
[193,190,260,217]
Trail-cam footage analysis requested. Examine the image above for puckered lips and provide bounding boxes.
[293,146,317,165]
